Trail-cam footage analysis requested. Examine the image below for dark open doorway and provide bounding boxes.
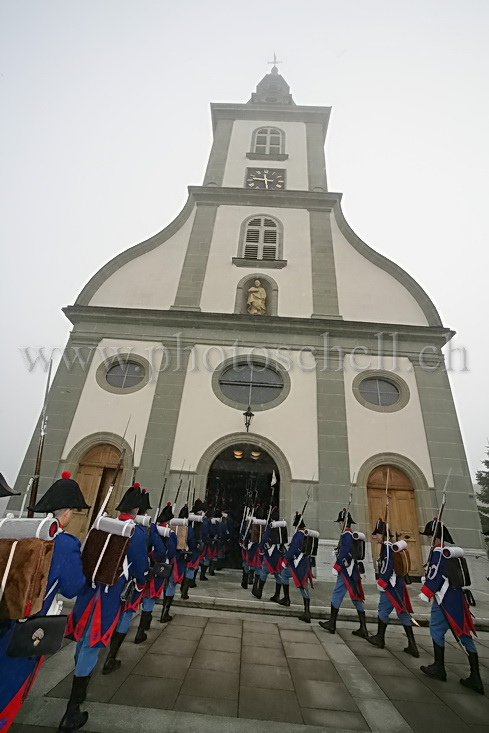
[205,443,280,568]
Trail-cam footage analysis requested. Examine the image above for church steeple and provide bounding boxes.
[248,64,295,106]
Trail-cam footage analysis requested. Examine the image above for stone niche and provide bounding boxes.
[234,274,278,316]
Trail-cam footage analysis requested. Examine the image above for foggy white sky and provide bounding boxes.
[1,1,488,488]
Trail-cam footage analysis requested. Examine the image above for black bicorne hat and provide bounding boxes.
[179,504,189,519]
[116,485,143,513]
[372,518,393,538]
[157,502,174,524]
[30,471,90,513]
[270,506,279,522]
[192,498,205,514]
[0,473,20,498]
[293,511,305,529]
[214,508,222,519]
[420,519,454,544]
[335,508,356,526]
[254,504,265,520]
[136,486,152,514]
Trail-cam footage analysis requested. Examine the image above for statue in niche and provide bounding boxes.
[247,279,267,315]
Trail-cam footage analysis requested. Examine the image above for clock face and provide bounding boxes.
[246,168,286,190]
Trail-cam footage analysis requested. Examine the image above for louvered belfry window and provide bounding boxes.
[243,216,280,260]
[253,127,284,155]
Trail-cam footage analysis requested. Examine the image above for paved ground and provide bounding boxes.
[11,604,489,733]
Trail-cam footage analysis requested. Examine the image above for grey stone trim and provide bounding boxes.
[172,204,218,310]
[351,369,410,413]
[210,354,291,412]
[203,118,234,187]
[306,122,327,191]
[309,209,340,317]
[76,195,195,306]
[210,103,331,135]
[234,272,279,316]
[193,431,293,520]
[315,361,352,540]
[232,257,287,269]
[134,347,191,506]
[95,353,152,395]
[13,338,97,503]
[412,360,484,549]
[332,202,442,327]
[64,304,452,347]
[246,153,289,161]
[62,432,134,511]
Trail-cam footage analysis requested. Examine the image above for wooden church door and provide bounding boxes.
[69,444,124,539]
[367,465,424,577]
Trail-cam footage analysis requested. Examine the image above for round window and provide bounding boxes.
[219,363,284,406]
[358,377,400,407]
[106,361,145,389]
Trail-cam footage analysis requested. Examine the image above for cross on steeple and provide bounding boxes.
[268,53,282,73]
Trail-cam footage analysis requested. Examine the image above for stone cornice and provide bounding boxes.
[63,305,454,348]
[189,185,340,210]
[210,103,331,139]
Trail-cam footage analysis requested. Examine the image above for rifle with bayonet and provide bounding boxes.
[131,435,138,485]
[335,474,355,554]
[173,461,185,512]
[296,474,315,528]
[27,359,53,517]
[153,456,170,523]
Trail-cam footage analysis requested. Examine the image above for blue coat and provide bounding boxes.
[174,526,195,582]
[127,523,167,607]
[0,531,85,729]
[333,529,364,601]
[260,524,284,574]
[377,542,413,614]
[65,518,148,648]
[419,547,475,638]
[285,530,311,589]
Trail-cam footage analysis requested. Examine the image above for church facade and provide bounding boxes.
[14,68,484,580]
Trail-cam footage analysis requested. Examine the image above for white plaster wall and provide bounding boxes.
[89,209,196,309]
[330,211,429,326]
[62,339,163,463]
[222,120,309,191]
[200,205,313,317]
[171,345,318,479]
[343,353,434,486]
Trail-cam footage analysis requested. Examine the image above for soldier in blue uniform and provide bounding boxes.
[0,472,87,733]
[418,519,484,694]
[61,484,148,730]
[172,504,195,597]
[156,503,178,622]
[319,509,367,638]
[366,519,418,657]
[253,507,285,600]
[246,505,264,587]
[181,501,203,599]
[240,505,254,589]
[276,512,314,623]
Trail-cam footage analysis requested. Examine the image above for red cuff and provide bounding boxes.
[333,563,341,572]
[377,578,388,590]
[420,584,435,599]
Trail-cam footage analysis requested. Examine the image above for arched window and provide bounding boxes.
[252,127,285,156]
[240,215,282,261]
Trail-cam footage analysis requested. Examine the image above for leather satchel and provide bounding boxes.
[152,561,172,579]
[7,615,68,658]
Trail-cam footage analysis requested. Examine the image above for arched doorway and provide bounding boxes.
[69,444,124,539]
[367,465,423,577]
[206,442,280,568]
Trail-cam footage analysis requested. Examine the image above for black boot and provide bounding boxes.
[299,597,311,624]
[160,595,174,623]
[249,570,255,587]
[277,584,290,607]
[57,675,90,732]
[352,610,369,639]
[460,651,484,694]
[180,578,190,600]
[209,560,216,576]
[102,631,126,675]
[366,618,387,649]
[420,641,447,681]
[134,610,152,644]
[200,565,208,582]
[402,625,419,658]
[251,573,260,597]
[269,582,282,603]
[241,570,249,589]
[253,578,266,600]
[189,576,197,588]
[319,605,339,634]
